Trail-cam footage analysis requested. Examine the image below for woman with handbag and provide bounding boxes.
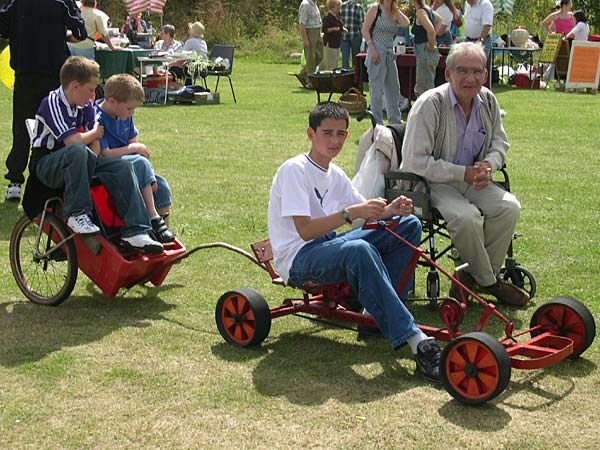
[362,0,410,125]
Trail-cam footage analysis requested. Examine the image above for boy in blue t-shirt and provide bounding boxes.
[94,74,174,243]
[27,56,163,253]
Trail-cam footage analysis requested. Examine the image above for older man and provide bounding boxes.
[296,0,323,89]
[464,0,494,59]
[401,42,529,306]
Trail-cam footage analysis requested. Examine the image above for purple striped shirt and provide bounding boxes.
[32,87,95,151]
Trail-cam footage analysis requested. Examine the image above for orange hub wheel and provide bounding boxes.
[215,288,271,347]
[530,296,595,358]
[441,332,511,405]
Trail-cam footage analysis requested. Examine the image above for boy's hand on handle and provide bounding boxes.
[349,198,387,222]
[388,195,413,216]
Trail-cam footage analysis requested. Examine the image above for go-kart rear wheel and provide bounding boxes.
[499,266,536,299]
[441,332,511,405]
[215,288,271,347]
[9,213,78,306]
[530,296,595,358]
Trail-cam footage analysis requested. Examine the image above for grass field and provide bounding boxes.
[0,57,599,449]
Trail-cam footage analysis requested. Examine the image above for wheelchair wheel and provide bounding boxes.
[215,288,271,348]
[530,297,595,358]
[499,265,536,299]
[9,213,78,306]
[441,332,511,405]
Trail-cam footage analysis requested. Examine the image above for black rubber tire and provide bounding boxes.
[215,288,271,347]
[530,296,596,358]
[441,332,511,405]
[499,265,536,299]
[10,213,78,306]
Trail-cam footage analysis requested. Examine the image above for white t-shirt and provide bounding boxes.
[267,153,365,283]
[435,3,454,33]
[464,0,494,40]
[570,22,590,41]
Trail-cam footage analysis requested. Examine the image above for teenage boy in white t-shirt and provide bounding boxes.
[267,102,441,382]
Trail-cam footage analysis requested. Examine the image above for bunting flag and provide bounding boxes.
[149,0,167,14]
[122,0,167,15]
[491,0,516,15]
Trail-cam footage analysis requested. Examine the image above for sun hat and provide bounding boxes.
[189,21,205,38]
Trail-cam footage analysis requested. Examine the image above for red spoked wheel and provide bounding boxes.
[530,296,596,359]
[441,332,511,405]
[215,288,271,348]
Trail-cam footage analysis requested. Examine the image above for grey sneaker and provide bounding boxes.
[5,183,22,201]
[121,233,163,254]
[67,213,100,235]
[414,338,441,383]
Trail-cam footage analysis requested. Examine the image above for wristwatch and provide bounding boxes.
[341,208,353,225]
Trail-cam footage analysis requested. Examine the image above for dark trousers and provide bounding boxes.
[5,73,60,185]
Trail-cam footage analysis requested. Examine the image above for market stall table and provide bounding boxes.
[95,47,153,80]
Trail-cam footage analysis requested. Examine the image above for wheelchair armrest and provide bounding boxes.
[384,171,433,220]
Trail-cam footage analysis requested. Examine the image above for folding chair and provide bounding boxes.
[200,44,236,102]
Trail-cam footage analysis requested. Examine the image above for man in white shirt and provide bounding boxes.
[464,0,494,59]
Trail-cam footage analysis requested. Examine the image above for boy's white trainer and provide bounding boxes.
[5,183,22,201]
[67,213,100,235]
[121,233,163,254]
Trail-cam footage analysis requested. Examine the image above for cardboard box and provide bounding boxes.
[514,73,540,89]
[194,92,220,105]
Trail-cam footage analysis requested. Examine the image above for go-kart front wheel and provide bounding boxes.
[215,288,271,347]
[530,296,595,358]
[441,332,511,405]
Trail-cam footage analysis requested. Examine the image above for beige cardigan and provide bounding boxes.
[400,83,509,182]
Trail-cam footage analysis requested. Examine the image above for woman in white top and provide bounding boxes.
[565,10,589,41]
[154,24,183,53]
[432,0,456,47]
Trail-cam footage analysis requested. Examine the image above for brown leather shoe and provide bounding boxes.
[449,270,475,301]
[480,279,530,306]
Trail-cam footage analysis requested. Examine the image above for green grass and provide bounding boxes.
[0,58,599,449]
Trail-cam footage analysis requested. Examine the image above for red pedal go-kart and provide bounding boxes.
[215,221,596,405]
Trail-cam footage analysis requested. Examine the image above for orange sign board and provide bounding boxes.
[566,41,600,88]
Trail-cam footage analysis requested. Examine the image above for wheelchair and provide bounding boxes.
[9,181,186,306]
[354,111,537,305]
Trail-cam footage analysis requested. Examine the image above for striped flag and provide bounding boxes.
[122,0,167,15]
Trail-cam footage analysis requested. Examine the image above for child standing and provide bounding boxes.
[24,56,163,254]
[267,102,441,382]
[94,74,175,243]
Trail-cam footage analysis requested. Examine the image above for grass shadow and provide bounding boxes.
[249,331,443,406]
[0,293,175,367]
[0,200,23,241]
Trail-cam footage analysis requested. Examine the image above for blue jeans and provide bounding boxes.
[121,154,172,209]
[366,48,403,125]
[413,42,440,97]
[35,144,151,237]
[288,215,422,350]
[341,36,362,68]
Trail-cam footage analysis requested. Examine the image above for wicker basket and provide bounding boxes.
[338,87,366,114]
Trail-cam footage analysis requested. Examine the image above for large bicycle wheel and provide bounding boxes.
[530,296,596,358]
[441,332,511,405]
[215,288,271,348]
[10,213,78,306]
